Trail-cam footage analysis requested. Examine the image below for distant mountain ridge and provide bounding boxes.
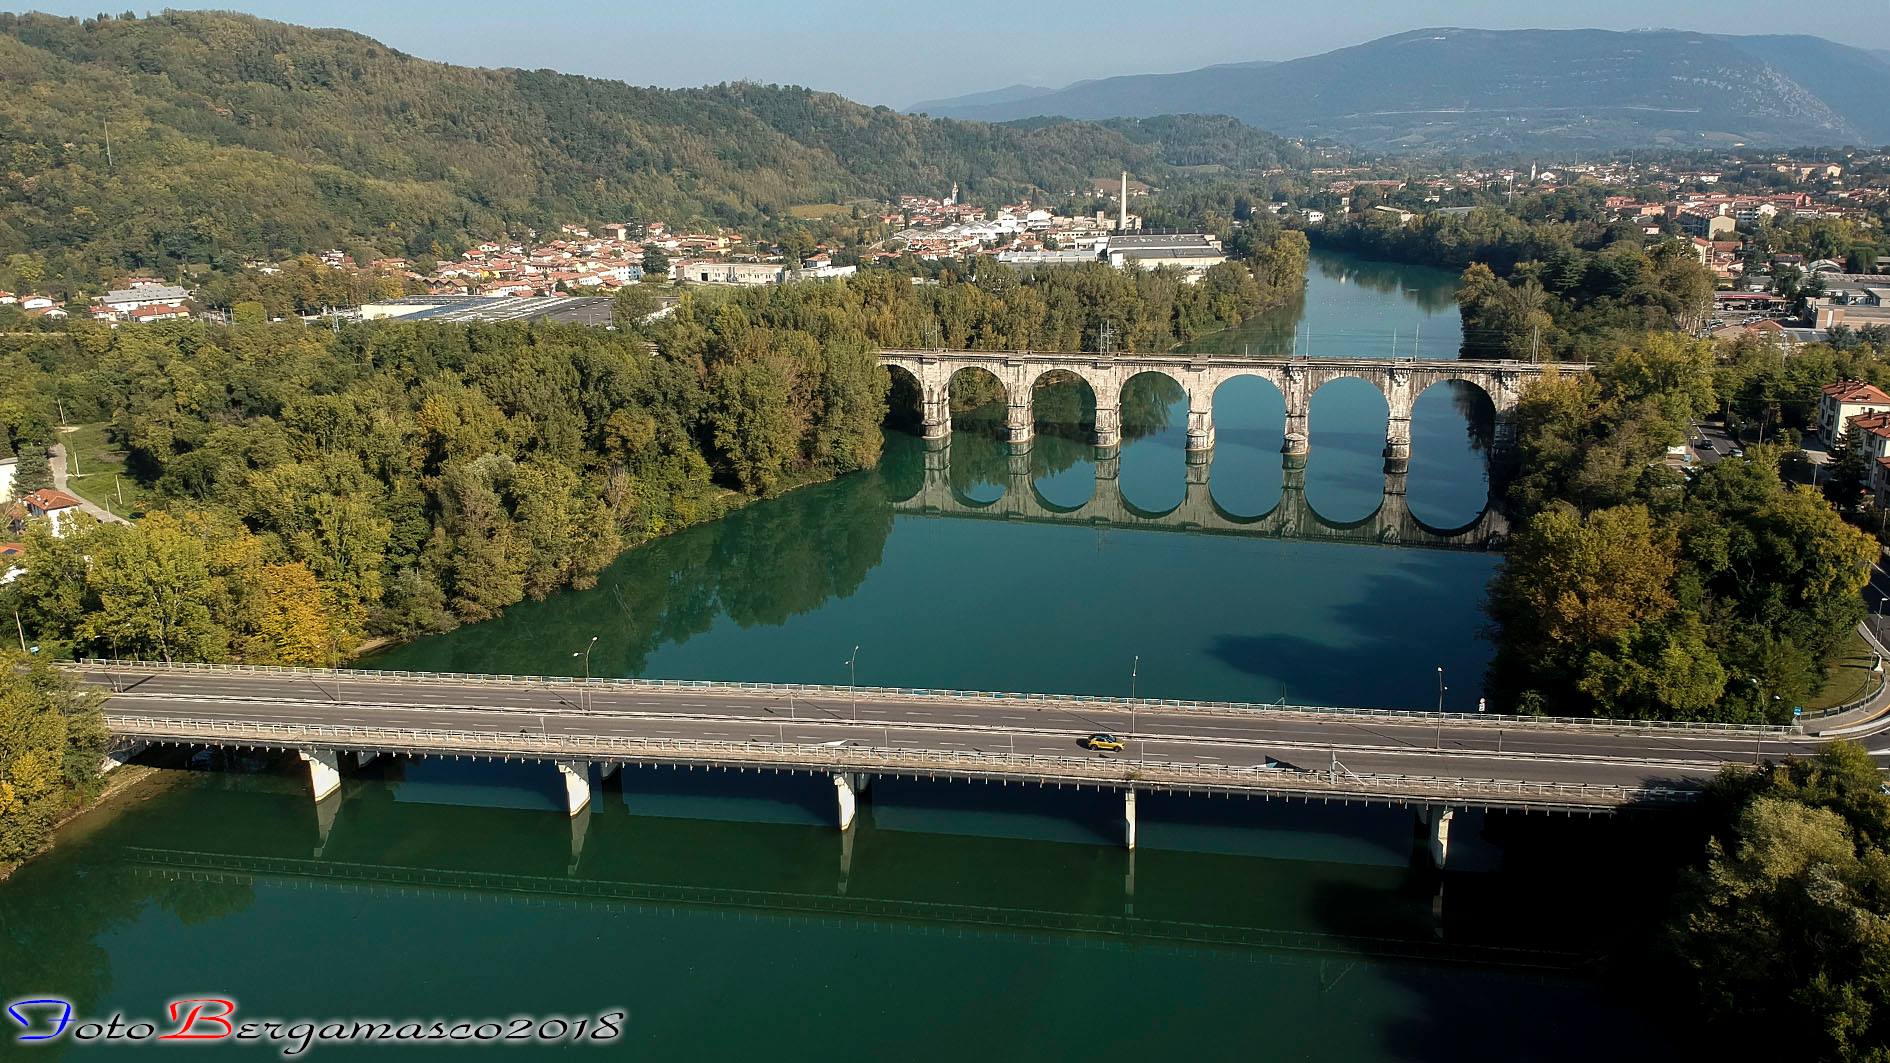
[911,28,1890,152]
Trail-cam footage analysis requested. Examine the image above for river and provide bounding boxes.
[0,252,1677,1061]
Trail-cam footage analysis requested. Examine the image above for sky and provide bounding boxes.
[19,1,1890,107]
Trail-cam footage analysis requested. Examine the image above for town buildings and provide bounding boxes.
[1819,379,1890,445]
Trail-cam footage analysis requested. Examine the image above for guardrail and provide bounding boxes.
[75,659,1792,738]
[105,712,1698,810]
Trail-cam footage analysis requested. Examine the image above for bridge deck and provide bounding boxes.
[79,662,1830,812]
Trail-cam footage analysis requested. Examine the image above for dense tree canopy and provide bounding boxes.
[0,652,106,868]
[1672,743,1890,1061]
[1488,334,1876,722]
[0,244,1305,659]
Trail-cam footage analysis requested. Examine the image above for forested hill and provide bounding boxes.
[0,10,1301,291]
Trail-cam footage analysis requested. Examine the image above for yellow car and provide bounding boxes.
[1083,733,1125,752]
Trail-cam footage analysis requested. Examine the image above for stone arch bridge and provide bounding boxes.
[877,350,1587,470]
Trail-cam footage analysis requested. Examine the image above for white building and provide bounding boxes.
[1102,233,1227,277]
[21,488,84,538]
[1818,379,1890,445]
[95,285,191,315]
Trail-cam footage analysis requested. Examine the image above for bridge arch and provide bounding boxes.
[945,364,1010,439]
[1206,374,1288,519]
[1028,368,1099,442]
[1403,379,1497,530]
[880,363,924,436]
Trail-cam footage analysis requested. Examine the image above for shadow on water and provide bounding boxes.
[1205,561,1487,708]
[0,762,1681,1063]
[1301,808,1689,1062]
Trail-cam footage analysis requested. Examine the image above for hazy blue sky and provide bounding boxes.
[21,1,1890,106]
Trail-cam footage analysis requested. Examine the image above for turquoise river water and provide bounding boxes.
[0,252,1679,1061]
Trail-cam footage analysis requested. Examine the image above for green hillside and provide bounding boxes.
[0,10,1297,293]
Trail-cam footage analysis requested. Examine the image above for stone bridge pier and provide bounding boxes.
[878,350,1567,475]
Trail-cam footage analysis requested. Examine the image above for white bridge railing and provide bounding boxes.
[76,659,1793,737]
[106,713,1696,809]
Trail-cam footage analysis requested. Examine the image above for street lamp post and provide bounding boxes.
[1436,666,1445,713]
[1130,655,1140,761]
[572,635,598,711]
[845,645,859,722]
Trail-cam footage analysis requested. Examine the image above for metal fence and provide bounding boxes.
[75,659,1793,738]
[106,712,1697,810]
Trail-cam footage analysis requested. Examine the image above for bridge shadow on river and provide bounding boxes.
[0,763,1682,1062]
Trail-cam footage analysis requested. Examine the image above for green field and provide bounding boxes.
[1806,627,1882,712]
[786,202,850,220]
[57,422,150,519]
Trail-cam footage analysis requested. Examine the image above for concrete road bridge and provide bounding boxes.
[893,440,1509,551]
[81,661,1876,866]
[876,350,1590,467]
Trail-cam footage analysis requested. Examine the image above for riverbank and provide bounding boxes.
[0,762,173,884]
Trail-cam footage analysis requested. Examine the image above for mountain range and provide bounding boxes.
[910,28,1890,153]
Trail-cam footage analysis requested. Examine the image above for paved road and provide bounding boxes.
[81,665,1876,795]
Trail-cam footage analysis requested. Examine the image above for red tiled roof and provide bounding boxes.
[22,488,82,511]
[1823,379,1890,404]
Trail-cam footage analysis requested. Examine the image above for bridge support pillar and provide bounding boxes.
[355,750,379,770]
[1425,806,1455,869]
[298,749,342,803]
[1123,789,1138,850]
[833,772,868,831]
[1094,404,1121,449]
[557,761,592,817]
[1383,432,1411,474]
[921,385,951,441]
[1283,384,1310,456]
[1185,403,1215,453]
[1384,371,1413,473]
[1094,448,1120,485]
[1492,409,1519,455]
[1005,398,1033,446]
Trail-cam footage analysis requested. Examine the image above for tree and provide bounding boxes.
[1824,428,1870,514]
[246,562,334,666]
[76,515,226,664]
[1671,743,1890,1062]
[641,246,671,280]
[11,439,51,494]
[611,284,659,329]
[0,651,106,867]
[708,357,796,494]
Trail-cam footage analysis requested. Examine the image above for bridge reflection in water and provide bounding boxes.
[110,768,1575,973]
[888,433,1508,553]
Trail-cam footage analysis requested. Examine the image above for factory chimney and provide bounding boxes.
[1119,171,1129,231]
